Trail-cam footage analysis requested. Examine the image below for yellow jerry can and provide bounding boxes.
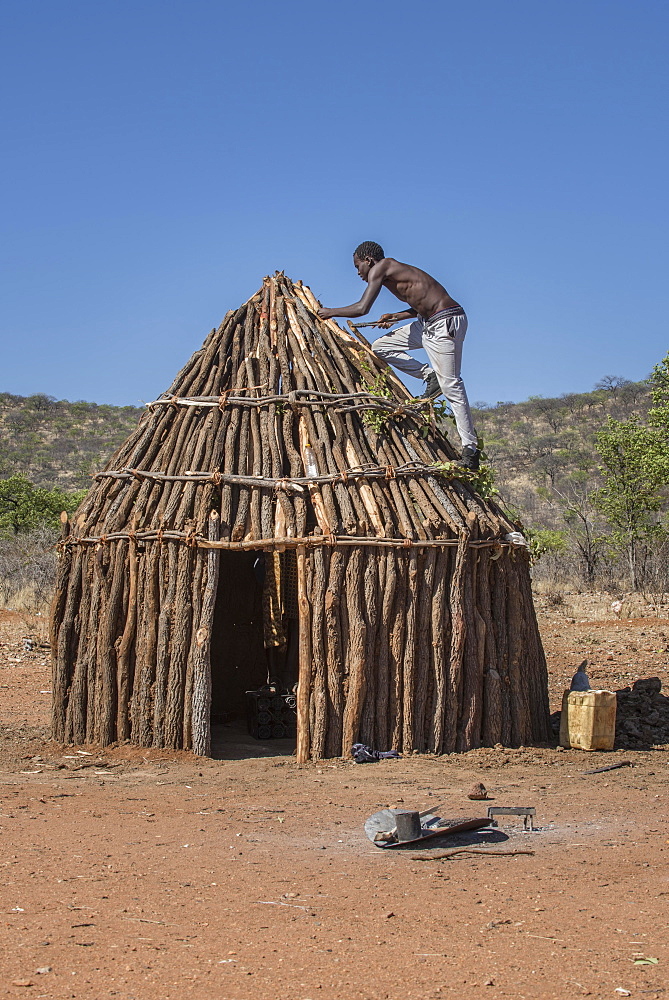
[559,689,617,751]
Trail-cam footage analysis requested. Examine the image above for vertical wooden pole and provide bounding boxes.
[389,552,408,751]
[324,549,346,758]
[52,544,81,743]
[310,545,329,759]
[50,511,71,649]
[64,548,94,744]
[414,547,436,751]
[428,548,449,754]
[85,572,102,743]
[116,523,139,741]
[444,530,469,752]
[296,545,313,763]
[342,548,367,753]
[401,549,419,751]
[131,540,160,746]
[164,541,194,748]
[374,549,397,752]
[517,553,551,742]
[94,542,125,746]
[360,550,380,747]
[492,557,512,746]
[477,549,500,746]
[507,555,526,746]
[458,546,484,751]
[192,511,220,757]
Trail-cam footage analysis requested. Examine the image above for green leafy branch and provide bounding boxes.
[357,354,393,433]
[430,459,497,500]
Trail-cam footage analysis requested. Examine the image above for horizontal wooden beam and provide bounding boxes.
[145,389,433,417]
[59,528,516,552]
[94,461,474,491]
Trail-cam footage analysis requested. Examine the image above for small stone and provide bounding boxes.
[36,967,51,975]
[467,782,488,800]
[12,981,34,988]
[484,979,494,986]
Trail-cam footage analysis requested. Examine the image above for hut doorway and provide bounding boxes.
[209,549,298,756]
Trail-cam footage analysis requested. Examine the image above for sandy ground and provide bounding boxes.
[1,597,668,1000]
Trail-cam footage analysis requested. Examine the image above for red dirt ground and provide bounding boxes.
[1,597,668,1000]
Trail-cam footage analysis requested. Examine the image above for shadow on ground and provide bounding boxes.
[210,720,296,761]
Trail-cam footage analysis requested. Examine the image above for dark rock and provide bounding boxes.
[632,677,662,694]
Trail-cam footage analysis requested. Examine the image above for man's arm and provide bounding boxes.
[317,263,387,320]
[375,309,417,328]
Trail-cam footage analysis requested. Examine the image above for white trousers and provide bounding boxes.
[371,308,478,449]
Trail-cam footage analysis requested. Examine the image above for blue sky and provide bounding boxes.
[1,0,668,406]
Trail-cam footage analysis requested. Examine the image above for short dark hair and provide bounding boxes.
[354,241,385,262]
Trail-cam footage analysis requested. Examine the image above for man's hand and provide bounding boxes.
[318,307,335,320]
[375,309,417,328]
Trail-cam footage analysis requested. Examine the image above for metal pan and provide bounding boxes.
[364,809,490,848]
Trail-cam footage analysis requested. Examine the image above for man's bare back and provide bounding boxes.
[318,248,460,326]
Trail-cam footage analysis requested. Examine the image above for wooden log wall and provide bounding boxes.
[52,531,224,753]
[296,544,550,761]
[51,533,550,757]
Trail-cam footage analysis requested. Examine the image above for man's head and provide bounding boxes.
[353,241,385,280]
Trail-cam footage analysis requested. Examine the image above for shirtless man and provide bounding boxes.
[318,241,480,470]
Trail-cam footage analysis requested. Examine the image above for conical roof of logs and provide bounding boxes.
[70,274,516,549]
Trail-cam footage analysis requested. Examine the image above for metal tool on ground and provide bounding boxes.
[365,808,489,848]
[368,803,446,844]
[393,810,422,842]
[487,806,536,831]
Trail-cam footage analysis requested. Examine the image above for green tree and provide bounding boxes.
[0,475,85,536]
[592,417,667,589]
[525,527,567,564]
[648,353,669,436]
[537,466,604,585]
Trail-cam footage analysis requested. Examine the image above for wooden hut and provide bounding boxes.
[51,274,550,760]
